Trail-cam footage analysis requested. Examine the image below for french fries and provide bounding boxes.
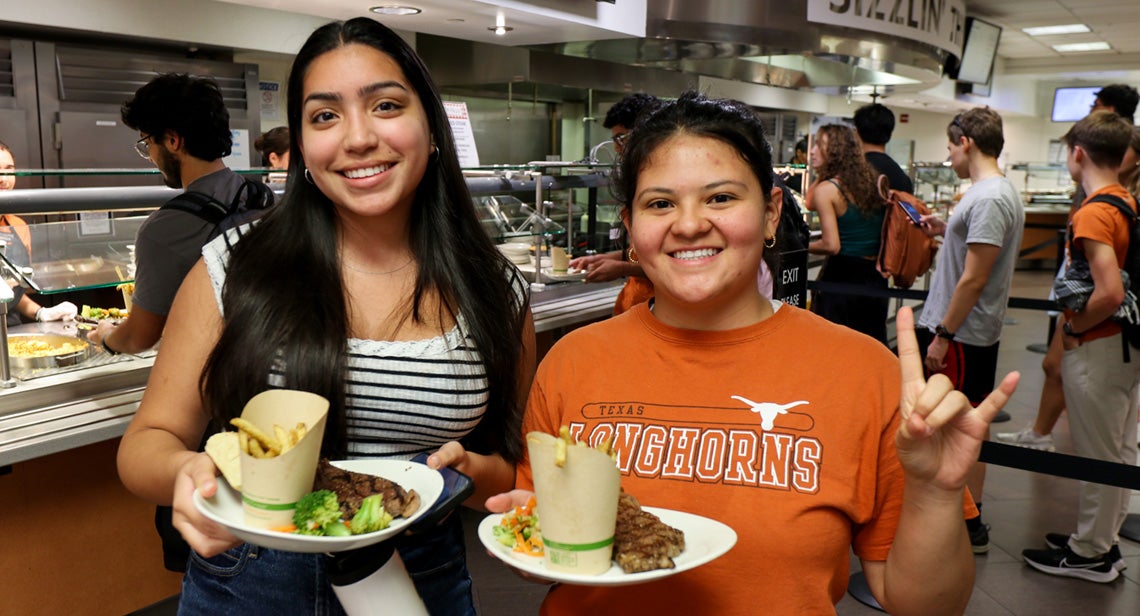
[229,417,310,459]
[551,425,617,467]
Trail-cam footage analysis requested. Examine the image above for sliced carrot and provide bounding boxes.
[270,523,298,533]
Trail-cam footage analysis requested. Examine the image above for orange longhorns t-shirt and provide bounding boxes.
[518,302,907,615]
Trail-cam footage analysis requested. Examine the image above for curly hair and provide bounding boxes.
[813,124,881,216]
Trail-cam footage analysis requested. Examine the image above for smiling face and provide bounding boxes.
[0,148,14,190]
[627,132,780,329]
[299,43,432,224]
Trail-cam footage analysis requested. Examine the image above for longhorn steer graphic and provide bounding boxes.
[730,396,809,431]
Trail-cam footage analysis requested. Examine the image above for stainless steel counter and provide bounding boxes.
[0,280,623,466]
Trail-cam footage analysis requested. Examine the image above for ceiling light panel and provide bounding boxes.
[370,5,421,16]
[1022,24,1090,36]
[1052,42,1111,52]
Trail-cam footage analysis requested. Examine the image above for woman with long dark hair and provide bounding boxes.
[117,17,534,614]
[807,124,890,343]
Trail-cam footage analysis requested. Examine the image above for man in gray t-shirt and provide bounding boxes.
[89,73,254,357]
[918,175,1024,346]
[913,108,1024,555]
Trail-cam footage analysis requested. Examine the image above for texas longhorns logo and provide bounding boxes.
[730,396,809,431]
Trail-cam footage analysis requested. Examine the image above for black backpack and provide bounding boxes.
[161,179,276,240]
[1084,193,1140,360]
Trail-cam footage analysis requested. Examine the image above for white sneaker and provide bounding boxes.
[995,426,1055,451]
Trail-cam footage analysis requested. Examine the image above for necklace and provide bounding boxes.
[343,257,414,276]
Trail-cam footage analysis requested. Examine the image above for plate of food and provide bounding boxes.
[194,458,444,553]
[477,494,737,587]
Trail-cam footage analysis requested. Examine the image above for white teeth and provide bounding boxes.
[672,248,718,260]
[344,164,390,179]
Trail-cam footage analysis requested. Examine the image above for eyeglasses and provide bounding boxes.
[134,135,154,159]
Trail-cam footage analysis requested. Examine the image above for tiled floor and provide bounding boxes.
[136,268,1140,615]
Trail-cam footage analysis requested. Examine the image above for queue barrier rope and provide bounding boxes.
[802,278,1140,491]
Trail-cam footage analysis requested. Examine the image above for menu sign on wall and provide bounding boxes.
[807,0,966,59]
[443,101,480,168]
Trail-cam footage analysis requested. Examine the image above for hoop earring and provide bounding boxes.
[430,143,438,156]
[764,235,776,249]
[304,168,314,184]
[627,246,639,264]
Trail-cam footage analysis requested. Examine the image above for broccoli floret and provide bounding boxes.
[293,490,343,535]
[349,494,394,535]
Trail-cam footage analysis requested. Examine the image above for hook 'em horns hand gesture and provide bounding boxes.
[893,307,1020,490]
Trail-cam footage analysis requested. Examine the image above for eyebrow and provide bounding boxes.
[303,80,409,106]
[635,179,749,201]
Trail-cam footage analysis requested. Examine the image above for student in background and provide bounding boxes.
[568,93,662,315]
[915,108,1025,554]
[1022,111,1139,582]
[854,103,915,194]
[254,126,290,170]
[254,126,290,185]
[783,136,808,194]
[0,140,77,325]
[806,124,889,344]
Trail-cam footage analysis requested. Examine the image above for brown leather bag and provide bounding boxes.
[875,176,937,289]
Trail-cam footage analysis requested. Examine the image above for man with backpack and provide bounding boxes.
[89,73,273,357]
[88,73,274,575]
[1022,110,1140,583]
[915,107,1025,554]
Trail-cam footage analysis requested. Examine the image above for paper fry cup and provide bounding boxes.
[527,431,621,575]
[239,389,329,528]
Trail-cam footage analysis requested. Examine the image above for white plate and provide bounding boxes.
[194,459,444,553]
[478,506,736,586]
[541,268,586,282]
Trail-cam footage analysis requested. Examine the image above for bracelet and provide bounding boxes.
[34,307,43,322]
[101,337,120,356]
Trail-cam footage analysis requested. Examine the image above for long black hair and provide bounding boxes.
[612,91,781,275]
[201,17,528,462]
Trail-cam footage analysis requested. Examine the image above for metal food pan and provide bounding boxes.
[6,333,94,371]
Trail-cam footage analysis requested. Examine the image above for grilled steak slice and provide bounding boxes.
[313,458,421,519]
[612,491,685,573]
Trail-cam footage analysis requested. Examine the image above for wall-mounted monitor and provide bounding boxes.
[1051,86,1101,122]
[947,17,1002,85]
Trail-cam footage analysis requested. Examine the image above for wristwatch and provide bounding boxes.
[1062,322,1085,337]
[934,324,955,340]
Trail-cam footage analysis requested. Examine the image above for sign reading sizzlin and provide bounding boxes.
[807,0,966,59]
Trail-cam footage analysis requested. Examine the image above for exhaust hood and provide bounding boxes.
[528,0,961,95]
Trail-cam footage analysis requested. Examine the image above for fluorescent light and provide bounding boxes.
[1052,42,1112,52]
[1023,24,1090,36]
[370,5,421,16]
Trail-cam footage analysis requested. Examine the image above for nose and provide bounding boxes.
[671,203,711,238]
[343,110,380,153]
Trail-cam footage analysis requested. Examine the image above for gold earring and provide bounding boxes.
[764,235,776,249]
[627,246,639,263]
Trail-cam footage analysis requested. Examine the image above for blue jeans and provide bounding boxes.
[180,512,475,616]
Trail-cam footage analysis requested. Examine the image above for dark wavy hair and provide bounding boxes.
[121,73,232,161]
[611,90,780,275]
[254,126,290,166]
[813,124,881,217]
[200,17,529,462]
[603,93,662,130]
